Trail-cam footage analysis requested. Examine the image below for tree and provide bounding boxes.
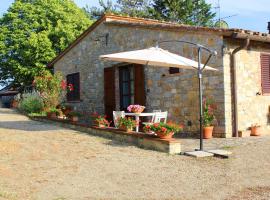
[115,0,151,17]
[86,0,215,27]
[84,0,151,19]
[83,0,117,19]
[0,0,92,87]
[149,0,216,26]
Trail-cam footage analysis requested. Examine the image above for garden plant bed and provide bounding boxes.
[30,116,181,154]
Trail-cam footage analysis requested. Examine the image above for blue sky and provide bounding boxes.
[0,0,269,33]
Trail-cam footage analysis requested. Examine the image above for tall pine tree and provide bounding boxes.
[150,0,216,26]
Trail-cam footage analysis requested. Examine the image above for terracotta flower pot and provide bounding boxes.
[131,107,145,113]
[250,126,261,136]
[11,100,18,108]
[156,131,175,139]
[119,125,133,132]
[97,124,106,128]
[203,126,214,139]
[70,116,79,122]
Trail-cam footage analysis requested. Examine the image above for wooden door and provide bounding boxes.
[104,67,116,121]
[134,64,146,106]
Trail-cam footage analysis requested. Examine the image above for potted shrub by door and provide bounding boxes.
[68,111,82,122]
[91,112,111,128]
[203,98,217,139]
[250,124,261,136]
[143,122,183,139]
[118,117,136,132]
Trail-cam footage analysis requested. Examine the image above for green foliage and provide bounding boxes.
[33,71,64,110]
[48,107,61,115]
[143,122,183,135]
[0,0,92,87]
[86,0,215,27]
[19,91,44,114]
[68,111,82,117]
[85,0,151,19]
[150,0,216,26]
[118,117,136,129]
[203,97,216,127]
[91,112,110,127]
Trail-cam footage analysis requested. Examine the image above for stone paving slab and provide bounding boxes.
[207,149,232,156]
[184,151,214,158]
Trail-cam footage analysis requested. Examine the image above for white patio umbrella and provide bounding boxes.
[100,45,217,152]
[100,47,217,71]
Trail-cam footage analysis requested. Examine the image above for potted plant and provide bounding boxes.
[61,105,73,117]
[202,97,217,139]
[11,94,21,108]
[68,111,82,122]
[118,117,136,132]
[250,124,261,136]
[143,122,183,139]
[127,105,145,113]
[91,112,111,128]
[47,108,60,119]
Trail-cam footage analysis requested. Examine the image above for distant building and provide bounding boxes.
[0,85,19,108]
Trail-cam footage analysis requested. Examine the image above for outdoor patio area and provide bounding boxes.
[0,108,270,200]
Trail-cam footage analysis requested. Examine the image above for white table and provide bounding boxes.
[124,112,155,132]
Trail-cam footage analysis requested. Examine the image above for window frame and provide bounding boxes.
[66,72,80,102]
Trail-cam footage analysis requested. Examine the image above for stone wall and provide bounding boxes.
[54,21,226,136]
[223,39,270,134]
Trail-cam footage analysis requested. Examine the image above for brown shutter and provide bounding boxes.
[134,64,146,106]
[73,73,80,100]
[104,67,116,121]
[261,54,270,94]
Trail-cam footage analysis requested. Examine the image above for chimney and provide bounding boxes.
[268,22,270,34]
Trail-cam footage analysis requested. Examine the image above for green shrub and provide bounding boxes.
[19,91,44,114]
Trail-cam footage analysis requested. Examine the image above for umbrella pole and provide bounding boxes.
[198,47,204,151]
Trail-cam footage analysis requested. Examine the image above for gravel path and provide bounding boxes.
[0,108,270,200]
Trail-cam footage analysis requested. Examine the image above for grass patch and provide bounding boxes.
[28,112,47,117]
[221,145,235,150]
[0,190,17,200]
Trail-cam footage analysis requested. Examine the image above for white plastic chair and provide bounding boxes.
[153,111,168,123]
[113,111,125,128]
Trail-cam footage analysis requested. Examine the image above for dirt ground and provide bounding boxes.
[0,108,270,200]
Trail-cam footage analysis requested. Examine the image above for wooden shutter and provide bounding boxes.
[261,54,270,94]
[73,73,80,100]
[104,67,116,121]
[66,73,80,101]
[169,67,180,74]
[134,64,146,105]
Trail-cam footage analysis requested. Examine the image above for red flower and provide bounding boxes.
[68,84,74,91]
[161,127,167,133]
[153,123,159,128]
[61,80,67,90]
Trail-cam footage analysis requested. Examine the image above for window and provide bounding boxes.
[169,67,180,74]
[261,54,270,94]
[119,66,134,110]
[66,73,80,101]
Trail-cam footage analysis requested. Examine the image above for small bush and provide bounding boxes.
[19,91,44,114]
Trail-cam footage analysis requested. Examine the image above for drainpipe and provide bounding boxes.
[231,36,250,137]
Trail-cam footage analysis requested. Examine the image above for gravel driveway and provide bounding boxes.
[0,108,270,200]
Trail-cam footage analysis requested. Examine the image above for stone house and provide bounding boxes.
[48,14,270,138]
